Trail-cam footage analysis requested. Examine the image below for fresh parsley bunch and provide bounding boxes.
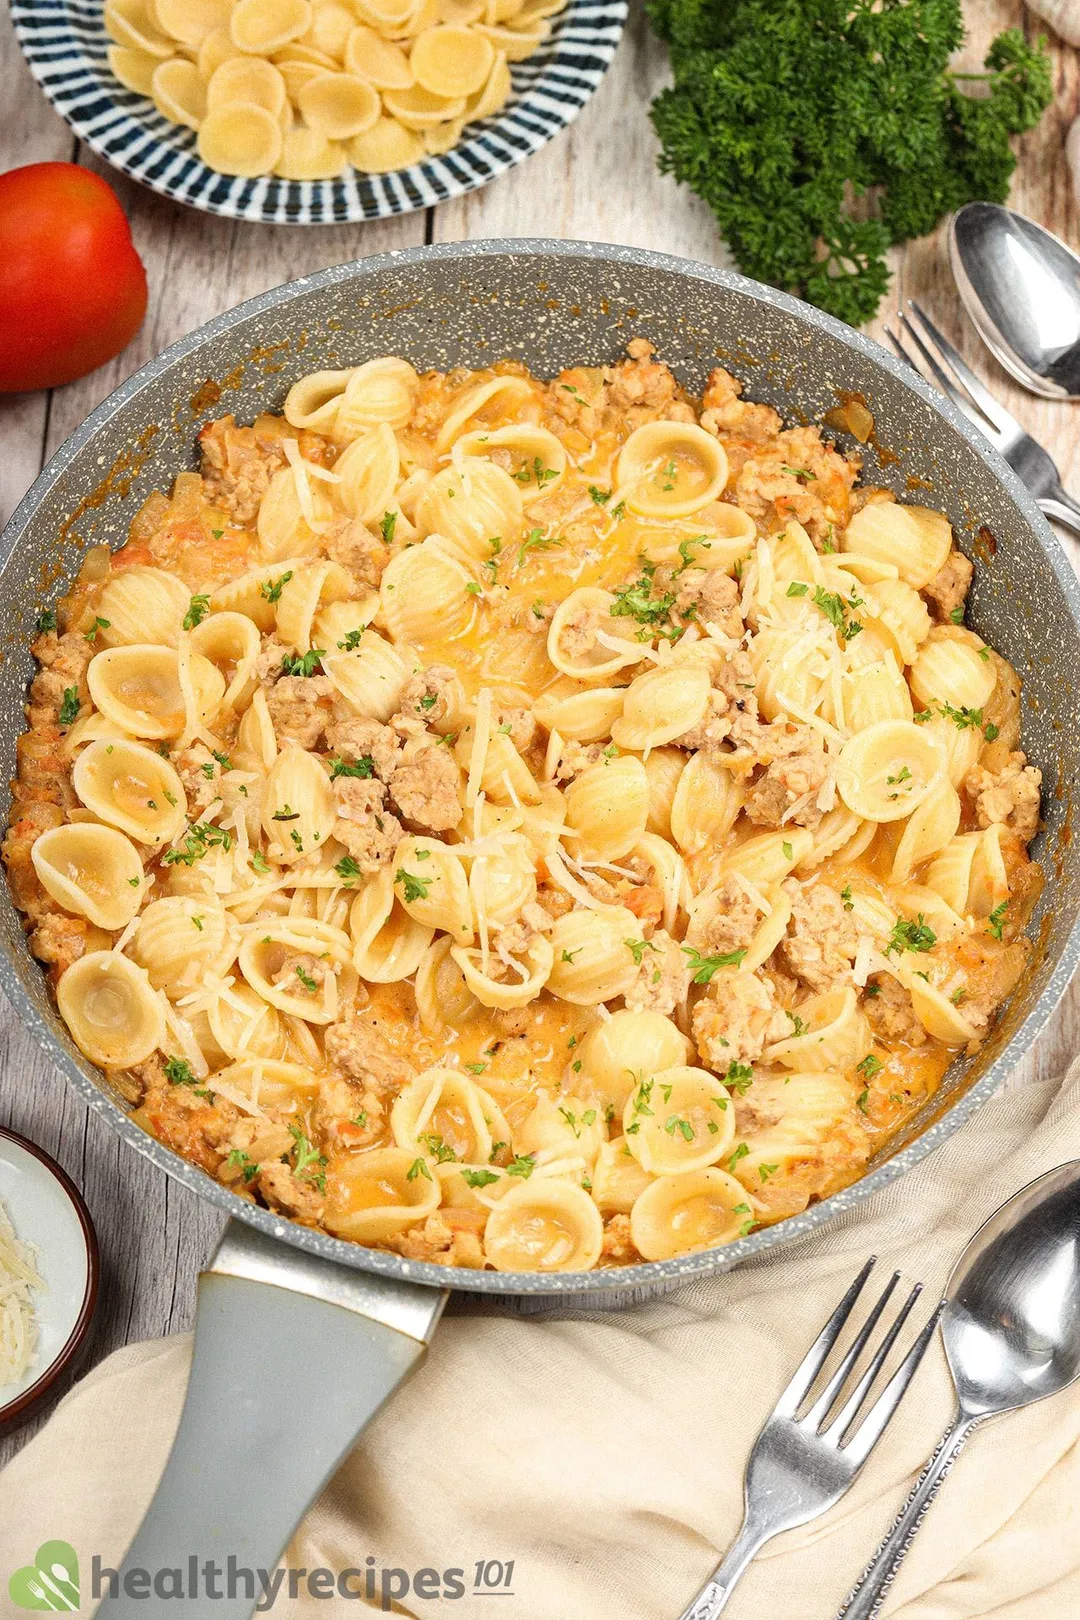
[646,0,1052,325]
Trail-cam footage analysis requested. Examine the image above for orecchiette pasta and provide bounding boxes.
[9,340,1042,1275]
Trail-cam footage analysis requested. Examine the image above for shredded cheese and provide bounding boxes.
[0,1197,43,1390]
[466,688,493,808]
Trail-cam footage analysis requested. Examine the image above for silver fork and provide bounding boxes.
[885,300,1080,540]
[676,1259,943,1620]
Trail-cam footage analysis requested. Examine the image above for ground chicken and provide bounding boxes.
[600,1214,638,1262]
[535,883,574,921]
[197,415,288,524]
[28,913,89,974]
[700,367,783,464]
[266,674,334,750]
[493,702,537,754]
[553,740,605,782]
[606,339,697,424]
[394,665,459,732]
[332,776,401,872]
[390,1210,485,1267]
[674,567,743,639]
[389,743,463,831]
[2,797,64,914]
[922,548,974,623]
[256,1160,325,1222]
[136,1082,237,1175]
[624,929,689,1017]
[171,743,226,811]
[745,736,831,829]
[313,1076,383,1150]
[26,630,93,730]
[692,971,789,1067]
[326,717,401,781]
[685,875,760,957]
[965,753,1041,844]
[254,637,293,686]
[324,515,387,588]
[676,651,758,753]
[864,975,926,1047]
[733,425,858,548]
[272,951,330,999]
[324,1013,416,1094]
[780,878,864,992]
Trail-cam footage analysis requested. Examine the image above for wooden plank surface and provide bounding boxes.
[0,0,1078,1468]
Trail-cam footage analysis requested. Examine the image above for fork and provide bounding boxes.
[675,1259,943,1620]
[885,300,1080,540]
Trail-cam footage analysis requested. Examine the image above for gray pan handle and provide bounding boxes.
[95,1219,448,1619]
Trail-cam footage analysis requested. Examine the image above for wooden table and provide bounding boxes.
[0,0,1077,1466]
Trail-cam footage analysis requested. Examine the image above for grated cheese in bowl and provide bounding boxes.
[0,1195,43,1390]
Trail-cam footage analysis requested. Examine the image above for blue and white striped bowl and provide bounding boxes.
[11,0,626,224]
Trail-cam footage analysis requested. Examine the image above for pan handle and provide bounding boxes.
[96,1218,448,1619]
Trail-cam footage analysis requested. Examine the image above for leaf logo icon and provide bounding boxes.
[9,1540,80,1610]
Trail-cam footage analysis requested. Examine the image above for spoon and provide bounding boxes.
[949,203,1080,400]
[837,1158,1080,1619]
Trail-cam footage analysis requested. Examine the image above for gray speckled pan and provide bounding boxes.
[8,243,1080,1611]
[2,240,1079,1301]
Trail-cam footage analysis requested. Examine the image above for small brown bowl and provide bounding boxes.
[0,1127,99,1433]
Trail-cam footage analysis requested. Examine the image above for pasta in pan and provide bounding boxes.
[4,340,1044,1273]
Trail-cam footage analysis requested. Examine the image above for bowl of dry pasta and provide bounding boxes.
[2,239,1079,1295]
[9,0,625,224]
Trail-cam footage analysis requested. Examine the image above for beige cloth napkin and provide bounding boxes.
[4,1063,1080,1620]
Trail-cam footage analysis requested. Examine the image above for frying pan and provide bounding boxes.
[2,242,1079,1617]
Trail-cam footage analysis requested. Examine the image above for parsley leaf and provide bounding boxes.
[682,944,747,983]
[183,594,210,630]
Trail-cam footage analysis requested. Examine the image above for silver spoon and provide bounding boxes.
[838,1158,1080,1619]
[949,203,1080,400]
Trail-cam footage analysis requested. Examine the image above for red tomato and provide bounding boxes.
[0,163,148,394]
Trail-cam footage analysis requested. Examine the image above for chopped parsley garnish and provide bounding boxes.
[259,571,293,603]
[781,465,815,482]
[183,595,210,630]
[786,581,809,598]
[559,1106,597,1138]
[676,535,711,573]
[58,687,80,727]
[288,1127,327,1190]
[665,1115,696,1141]
[840,884,854,910]
[35,609,56,632]
[164,1056,197,1086]
[812,585,862,642]
[212,749,232,770]
[938,701,984,730]
[337,628,364,651]
[280,648,325,678]
[272,806,299,821]
[727,1142,749,1171]
[227,1149,258,1183]
[201,762,217,779]
[724,1062,754,1094]
[462,1168,500,1189]
[512,456,557,488]
[334,855,362,884]
[786,1012,807,1037]
[380,511,397,544]
[506,1154,536,1179]
[886,915,936,954]
[329,755,374,780]
[251,851,270,874]
[758,1161,779,1181]
[988,901,1008,941]
[609,572,679,637]
[395,867,432,904]
[560,948,580,964]
[857,1053,884,1079]
[782,840,794,859]
[419,1133,457,1164]
[465,1061,487,1074]
[162,821,233,866]
[984,721,1000,742]
[406,1156,432,1183]
[624,937,658,966]
[682,944,747,983]
[588,485,610,505]
[294,964,318,993]
[949,605,965,624]
[85,616,111,642]
[517,527,561,565]
[856,1089,870,1114]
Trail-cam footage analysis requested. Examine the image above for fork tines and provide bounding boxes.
[780,1257,944,1456]
[885,300,1017,450]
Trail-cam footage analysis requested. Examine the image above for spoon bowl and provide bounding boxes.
[840,1158,1080,1618]
[944,1161,1080,1417]
[950,203,1080,401]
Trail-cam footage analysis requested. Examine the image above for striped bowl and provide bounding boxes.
[10,0,627,224]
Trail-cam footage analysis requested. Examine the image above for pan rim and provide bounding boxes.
[3,237,1078,1297]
